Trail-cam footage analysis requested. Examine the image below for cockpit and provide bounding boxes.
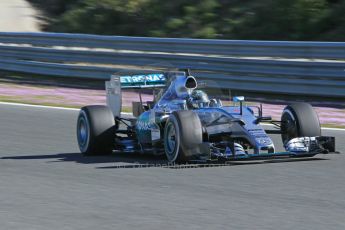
[186,89,222,109]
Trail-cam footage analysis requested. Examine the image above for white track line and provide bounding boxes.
[1,101,344,131]
[261,123,345,131]
[0,101,80,111]
[0,101,134,115]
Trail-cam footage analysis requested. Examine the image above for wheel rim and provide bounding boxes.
[281,109,298,145]
[166,123,176,153]
[77,114,89,151]
[165,122,178,161]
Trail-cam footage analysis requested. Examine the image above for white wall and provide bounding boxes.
[0,0,40,32]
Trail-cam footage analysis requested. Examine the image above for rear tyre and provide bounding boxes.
[281,103,321,145]
[77,105,115,155]
[164,111,203,163]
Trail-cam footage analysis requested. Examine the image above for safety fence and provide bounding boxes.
[0,32,344,97]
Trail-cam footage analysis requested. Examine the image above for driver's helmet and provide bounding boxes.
[187,90,209,109]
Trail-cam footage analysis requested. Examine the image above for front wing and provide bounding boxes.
[200,136,336,162]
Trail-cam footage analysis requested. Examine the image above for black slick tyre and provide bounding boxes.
[77,105,115,155]
[164,110,203,163]
[281,102,321,145]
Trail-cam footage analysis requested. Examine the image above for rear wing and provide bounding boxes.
[105,73,167,117]
[114,73,166,89]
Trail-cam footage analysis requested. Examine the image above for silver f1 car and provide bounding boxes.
[76,70,335,163]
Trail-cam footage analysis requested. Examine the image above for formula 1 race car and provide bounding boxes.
[76,69,335,163]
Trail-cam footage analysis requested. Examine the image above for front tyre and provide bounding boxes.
[281,102,321,145]
[164,111,203,163]
[77,105,115,155]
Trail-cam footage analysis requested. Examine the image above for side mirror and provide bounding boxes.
[233,96,245,115]
[233,96,245,102]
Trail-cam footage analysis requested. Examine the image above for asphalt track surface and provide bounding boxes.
[0,103,344,230]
